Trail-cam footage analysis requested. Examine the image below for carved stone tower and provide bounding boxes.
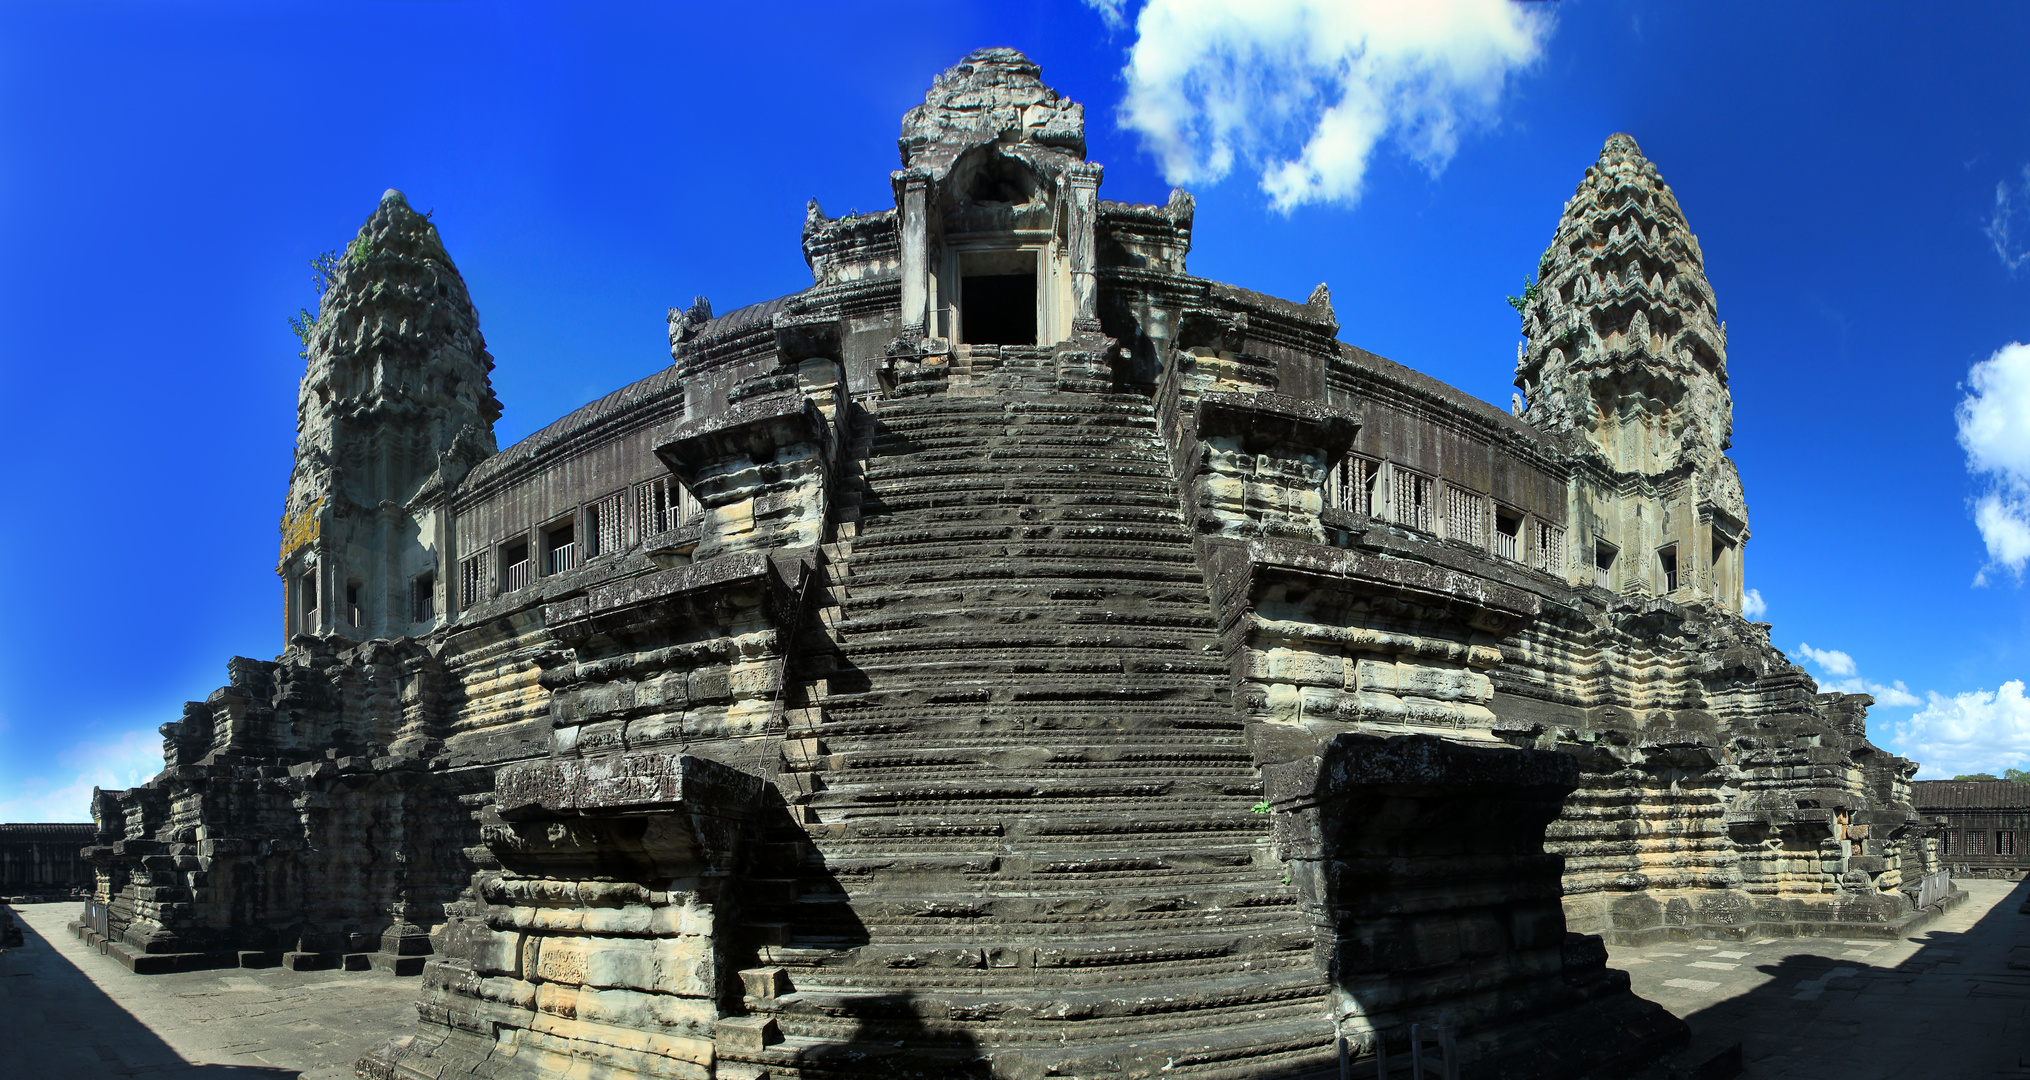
[277,189,499,642]
[1515,134,1749,609]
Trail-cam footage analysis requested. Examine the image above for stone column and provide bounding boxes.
[894,169,931,340]
[378,499,403,639]
[1065,161,1103,332]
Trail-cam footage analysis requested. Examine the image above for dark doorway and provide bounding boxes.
[960,272,1036,346]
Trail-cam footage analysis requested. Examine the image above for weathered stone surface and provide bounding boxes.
[76,46,1953,1080]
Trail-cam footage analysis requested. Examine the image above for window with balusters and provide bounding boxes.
[586,491,626,557]
[459,553,484,609]
[1327,456,1379,516]
[1493,508,1523,562]
[1443,485,1486,547]
[501,539,531,592]
[636,476,698,537]
[1534,522,1566,575]
[544,520,578,576]
[1390,468,1435,533]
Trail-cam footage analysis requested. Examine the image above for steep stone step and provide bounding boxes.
[813,695,1241,730]
[834,601,1220,631]
[740,382,1326,1054]
[763,975,1332,1051]
[846,505,1190,543]
[844,549,1206,582]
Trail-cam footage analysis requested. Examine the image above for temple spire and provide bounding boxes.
[1517,134,1749,608]
[277,191,499,641]
[1516,135,1740,491]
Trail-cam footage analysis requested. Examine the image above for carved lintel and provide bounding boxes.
[1265,730,1580,817]
[1176,307,1249,354]
[1195,391,1360,464]
[488,752,763,879]
[494,751,760,820]
[773,311,845,366]
[654,395,828,482]
[1210,536,1541,638]
[544,549,802,643]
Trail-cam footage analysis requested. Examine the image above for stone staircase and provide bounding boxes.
[728,368,1337,1077]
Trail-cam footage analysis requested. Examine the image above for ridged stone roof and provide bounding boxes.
[0,823,95,841]
[1912,780,2030,811]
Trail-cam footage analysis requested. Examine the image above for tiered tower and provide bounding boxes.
[278,189,499,643]
[1515,134,1748,609]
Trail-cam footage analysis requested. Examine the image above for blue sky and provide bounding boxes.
[4,1,2030,820]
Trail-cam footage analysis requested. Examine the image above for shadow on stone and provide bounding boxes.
[1275,732,1688,1078]
[1,905,303,1078]
[727,666,989,1078]
[1643,877,2030,1078]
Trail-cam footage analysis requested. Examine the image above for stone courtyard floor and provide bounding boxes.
[1,903,416,1078]
[4,881,2028,1078]
[1622,876,2030,1078]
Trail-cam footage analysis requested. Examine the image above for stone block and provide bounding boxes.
[647,903,714,938]
[713,1016,781,1052]
[687,668,730,704]
[1395,663,1492,703]
[371,952,428,976]
[738,966,792,999]
[1456,911,1505,958]
[1410,914,1462,967]
[580,906,653,936]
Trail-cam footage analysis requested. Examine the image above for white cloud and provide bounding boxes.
[1987,165,2030,273]
[1795,641,1857,677]
[1740,587,1767,619]
[1890,681,2030,778]
[1959,342,2030,581]
[1821,677,1923,709]
[0,727,165,824]
[1790,642,1920,708]
[1116,0,1551,211]
[1081,0,1130,30]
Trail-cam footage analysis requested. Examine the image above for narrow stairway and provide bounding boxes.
[736,358,1336,1078]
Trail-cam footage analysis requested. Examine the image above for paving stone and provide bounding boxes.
[1621,877,2030,1077]
[2,903,416,1079]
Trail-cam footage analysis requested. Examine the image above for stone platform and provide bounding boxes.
[9,885,2028,1078]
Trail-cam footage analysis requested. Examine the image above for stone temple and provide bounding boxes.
[74,49,1955,1079]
